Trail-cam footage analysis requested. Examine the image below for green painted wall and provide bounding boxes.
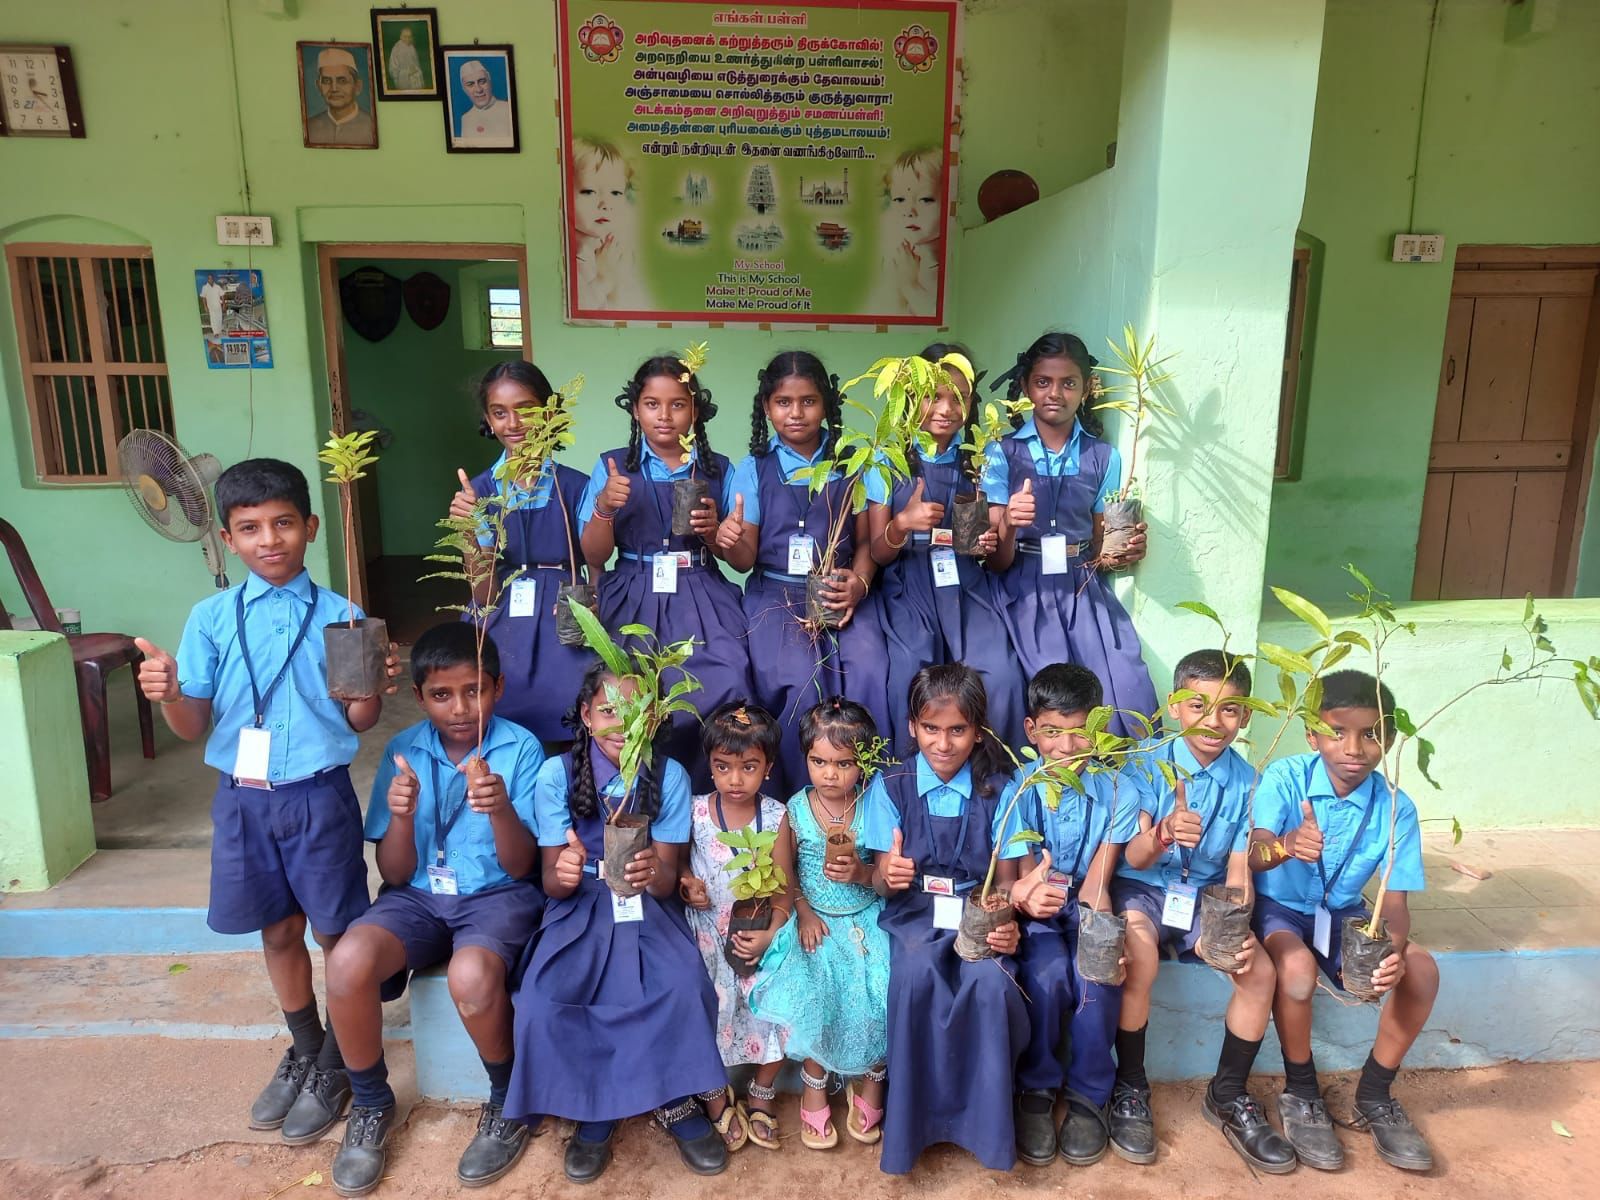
[1267,0,1600,604]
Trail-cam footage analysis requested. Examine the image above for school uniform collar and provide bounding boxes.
[1171,736,1247,787]
[487,450,555,503]
[406,714,517,768]
[916,754,972,799]
[241,568,314,605]
[1308,758,1381,808]
[589,738,625,794]
[920,441,961,465]
[1013,417,1084,470]
[769,431,833,482]
[640,440,695,480]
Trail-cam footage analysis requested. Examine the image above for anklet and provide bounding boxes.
[747,1081,779,1102]
[800,1067,829,1091]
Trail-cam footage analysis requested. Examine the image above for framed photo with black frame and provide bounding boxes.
[440,43,519,154]
[371,6,442,101]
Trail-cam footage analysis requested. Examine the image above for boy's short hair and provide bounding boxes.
[1026,663,1103,718]
[1319,669,1395,717]
[411,622,499,686]
[1173,649,1252,695]
[215,458,312,526]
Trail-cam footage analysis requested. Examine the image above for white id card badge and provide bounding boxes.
[1161,882,1198,931]
[651,553,679,594]
[787,533,815,574]
[931,547,960,588]
[508,579,537,618]
[426,865,459,896]
[933,894,964,930]
[1313,904,1333,956]
[233,726,272,788]
[1041,534,1070,576]
[611,891,645,923]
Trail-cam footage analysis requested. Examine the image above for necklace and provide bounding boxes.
[809,787,856,826]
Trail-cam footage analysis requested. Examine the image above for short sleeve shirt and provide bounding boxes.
[531,742,693,845]
[1116,738,1254,890]
[998,762,1141,879]
[979,417,1122,511]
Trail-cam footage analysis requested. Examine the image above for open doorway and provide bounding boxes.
[316,242,529,643]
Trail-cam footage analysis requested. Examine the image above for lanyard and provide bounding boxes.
[429,754,474,866]
[1315,788,1379,907]
[713,794,764,834]
[1027,434,1073,531]
[235,580,319,728]
[639,457,674,550]
[917,773,974,875]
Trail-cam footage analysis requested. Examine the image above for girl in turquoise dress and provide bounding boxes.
[750,698,889,1150]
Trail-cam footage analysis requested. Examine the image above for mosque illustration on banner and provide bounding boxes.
[799,170,850,206]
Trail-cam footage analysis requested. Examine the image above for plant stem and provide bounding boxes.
[342,483,356,627]
[550,461,580,588]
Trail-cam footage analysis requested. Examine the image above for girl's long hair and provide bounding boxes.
[750,350,842,457]
[476,359,554,439]
[561,661,662,820]
[996,331,1103,437]
[906,663,1010,798]
[613,355,722,478]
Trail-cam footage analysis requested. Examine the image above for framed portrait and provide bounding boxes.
[297,40,379,150]
[0,44,86,138]
[371,7,441,101]
[440,44,519,154]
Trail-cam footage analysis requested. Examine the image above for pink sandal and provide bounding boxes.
[799,1067,838,1150]
[846,1071,885,1144]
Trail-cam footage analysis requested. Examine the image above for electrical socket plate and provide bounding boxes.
[1392,233,1444,262]
[216,215,275,246]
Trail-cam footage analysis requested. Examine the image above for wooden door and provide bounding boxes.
[1413,250,1600,599]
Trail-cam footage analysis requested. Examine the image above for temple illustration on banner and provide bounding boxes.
[799,169,849,206]
[746,164,777,213]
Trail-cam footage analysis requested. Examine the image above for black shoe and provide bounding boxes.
[1108,1080,1157,1164]
[281,1065,352,1145]
[1203,1086,1297,1174]
[1276,1091,1343,1170]
[330,1106,394,1198]
[249,1049,313,1131]
[564,1124,615,1185]
[1351,1098,1434,1172]
[1015,1090,1057,1167]
[1058,1095,1110,1166]
[657,1101,728,1177]
[458,1102,533,1188]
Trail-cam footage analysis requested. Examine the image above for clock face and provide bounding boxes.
[2,48,68,133]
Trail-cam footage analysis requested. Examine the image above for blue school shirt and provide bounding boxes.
[366,715,545,894]
[859,755,1017,853]
[725,433,889,526]
[576,443,700,532]
[473,450,556,548]
[979,417,1122,510]
[1253,752,1426,915]
[176,568,362,782]
[998,762,1141,879]
[530,741,693,845]
[1116,738,1254,891]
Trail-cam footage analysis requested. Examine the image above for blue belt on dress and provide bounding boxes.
[617,547,713,572]
[1016,538,1087,557]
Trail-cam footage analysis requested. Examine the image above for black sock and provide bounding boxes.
[1282,1053,1320,1101]
[316,1015,345,1072]
[1209,1030,1263,1106]
[1115,1024,1149,1092]
[346,1058,395,1111]
[483,1056,514,1108]
[284,1002,324,1060]
[1355,1051,1398,1109]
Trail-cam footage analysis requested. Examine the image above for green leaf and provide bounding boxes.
[617,623,654,639]
[1006,830,1044,849]
[1272,587,1332,639]
[1346,562,1376,592]
[1237,695,1283,718]
[1501,648,1514,672]
[567,599,630,678]
[1334,630,1371,651]
[1392,706,1417,737]
[1260,643,1315,677]
[168,962,190,976]
[1175,599,1223,626]
[1552,1120,1572,1139]
[1524,593,1536,624]
[724,852,753,872]
[1415,736,1439,789]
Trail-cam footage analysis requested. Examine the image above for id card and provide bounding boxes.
[1161,882,1198,931]
[426,865,459,896]
[788,533,816,574]
[921,875,955,896]
[930,527,954,548]
[611,891,645,923]
[651,553,679,594]
[931,547,960,588]
[508,579,537,618]
[1313,904,1333,956]
[233,726,272,788]
[932,894,963,931]
[1047,869,1074,892]
[1041,534,1070,575]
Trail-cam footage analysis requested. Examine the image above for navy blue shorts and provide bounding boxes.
[207,768,370,937]
[1253,895,1368,986]
[1111,877,1205,961]
[349,881,544,975]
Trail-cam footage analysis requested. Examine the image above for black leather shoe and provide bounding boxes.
[667,1123,728,1176]
[1276,1091,1343,1170]
[1352,1098,1434,1172]
[458,1102,533,1188]
[564,1124,615,1184]
[1108,1080,1157,1164]
[1015,1090,1057,1167]
[281,1065,352,1145]
[1203,1086,1297,1174]
[249,1049,313,1131]
[330,1106,394,1198]
[1058,1095,1110,1166]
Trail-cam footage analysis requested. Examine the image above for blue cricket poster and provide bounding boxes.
[196,269,273,369]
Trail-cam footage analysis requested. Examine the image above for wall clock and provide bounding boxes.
[0,45,85,138]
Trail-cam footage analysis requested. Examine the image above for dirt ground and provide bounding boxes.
[1,1057,1593,1200]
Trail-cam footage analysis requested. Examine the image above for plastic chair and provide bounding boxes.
[0,517,155,801]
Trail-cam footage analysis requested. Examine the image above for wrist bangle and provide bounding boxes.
[592,504,617,522]
[883,523,907,550]
[854,571,870,596]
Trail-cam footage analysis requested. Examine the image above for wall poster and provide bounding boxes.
[556,0,959,326]
[196,269,273,369]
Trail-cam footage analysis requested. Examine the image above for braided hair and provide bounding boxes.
[906,663,1010,799]
[915,341,983,482]
[613,355,722,478]
[749,350,842,457]
[993,331,1104,437]
[476,360,554,439]
[561,661,662,821]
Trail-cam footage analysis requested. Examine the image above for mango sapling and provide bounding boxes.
[318,429,389,701]
[950,394,1031,556]
[1092,325,1175,566]
[668,342,713,536]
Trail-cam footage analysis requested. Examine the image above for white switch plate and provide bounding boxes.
[216,215,275,246]
[1392,233,1444,262]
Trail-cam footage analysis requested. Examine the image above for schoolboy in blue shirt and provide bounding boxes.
[1109,651,1293,1172]
[1003,664,1140,1170]
[325,623,545,1196]
[136,458,399,1144]
[1251,669,1436,1174]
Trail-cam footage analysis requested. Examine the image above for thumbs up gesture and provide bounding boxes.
[1012,848,1066,919]
[448,468,479,521]
[1007,477,1036,528]
[388,753,419,819]
[715,494,747,551]
[555,827,587,890]
[881,828,916,892]
[598,457,631,513]
[1165,779,1204,848]
[1286,800,1324,863]
[898,477,946,532]
[133,637,180,703]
